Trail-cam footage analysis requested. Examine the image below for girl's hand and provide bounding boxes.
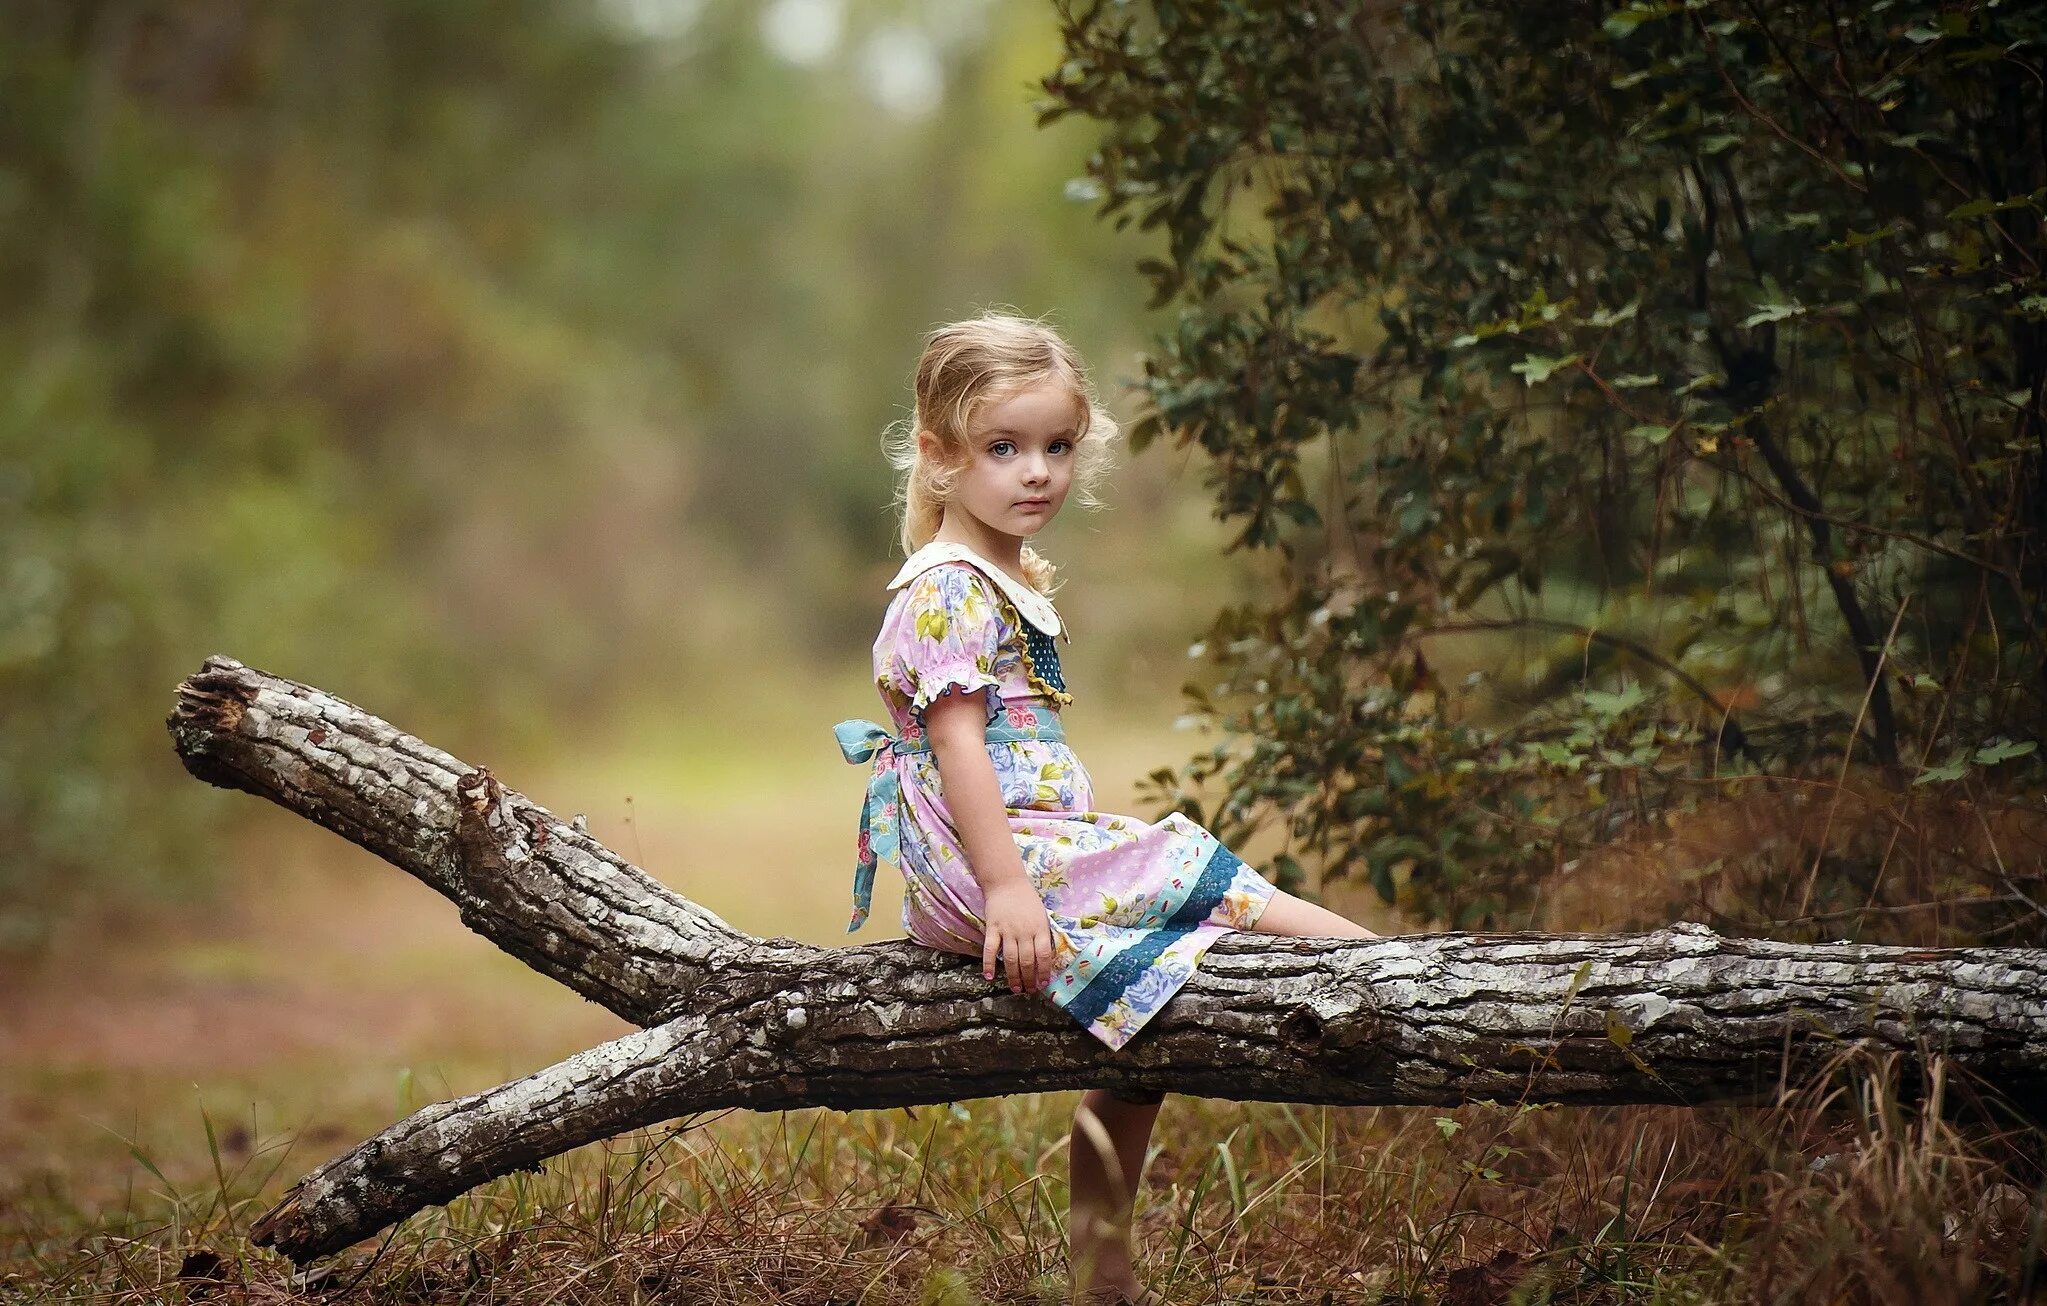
[982,879,1055,994]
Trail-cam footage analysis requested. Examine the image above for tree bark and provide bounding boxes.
[168,657,2047,1264]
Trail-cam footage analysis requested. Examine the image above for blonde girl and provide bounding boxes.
[833,310,1374,1304]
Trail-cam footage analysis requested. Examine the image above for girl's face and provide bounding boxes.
[926,379,1083,543]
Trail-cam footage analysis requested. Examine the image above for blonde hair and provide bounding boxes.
[884,310,1119,595]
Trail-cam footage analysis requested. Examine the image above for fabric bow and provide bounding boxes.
[833,718,906,931]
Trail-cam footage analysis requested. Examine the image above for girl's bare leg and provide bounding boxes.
[1251,888,1379,939]
[1064,889,1369,1300]
[1069,1088,1162,1303]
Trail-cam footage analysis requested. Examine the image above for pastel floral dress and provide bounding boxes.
[842,541,1277,1051]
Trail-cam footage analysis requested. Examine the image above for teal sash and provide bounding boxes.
[832,703,1067,931]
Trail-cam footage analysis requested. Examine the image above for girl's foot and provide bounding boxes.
[1072,1219,1149,1304]
[1075,1275,1155,1306]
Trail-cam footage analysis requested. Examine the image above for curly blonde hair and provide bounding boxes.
[884,310,1119,595]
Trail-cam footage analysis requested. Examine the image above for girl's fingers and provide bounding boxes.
[984,919,1060,992]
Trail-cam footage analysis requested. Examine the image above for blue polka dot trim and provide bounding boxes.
[1021,620,1066,693]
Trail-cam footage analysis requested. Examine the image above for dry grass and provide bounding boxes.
[1534,776,2047,949]
[7,1051,2045,1305]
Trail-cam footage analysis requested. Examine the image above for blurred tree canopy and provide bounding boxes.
[1048,0,2045,931]
[1,0,1197,948]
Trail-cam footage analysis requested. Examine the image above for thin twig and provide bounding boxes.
[1796,595,1911,917]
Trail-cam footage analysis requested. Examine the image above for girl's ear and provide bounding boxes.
[916,428,946,464]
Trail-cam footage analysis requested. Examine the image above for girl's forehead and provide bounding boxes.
[974,380,1085,432]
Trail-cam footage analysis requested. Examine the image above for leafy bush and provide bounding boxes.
[1047,0,2046,930]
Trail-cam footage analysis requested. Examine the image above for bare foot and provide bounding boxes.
[1074,1272,1153,1306]
[1076,1283,1158,1306]
[1071,1217,1148,1304]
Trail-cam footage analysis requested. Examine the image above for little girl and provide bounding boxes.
[833,311,1375,1305]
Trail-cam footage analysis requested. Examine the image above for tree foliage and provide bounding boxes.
[1046,0,2046,929]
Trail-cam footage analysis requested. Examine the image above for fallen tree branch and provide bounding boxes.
[167,655,756,1025]
[167,657,2047,1264]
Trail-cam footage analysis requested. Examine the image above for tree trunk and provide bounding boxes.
[168,657,2047,1264]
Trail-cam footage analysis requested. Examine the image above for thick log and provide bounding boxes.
[169,657,2047,1263]
[247,926,2047,1261]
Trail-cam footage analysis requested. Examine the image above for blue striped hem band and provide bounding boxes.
[1058,842,1246,1030]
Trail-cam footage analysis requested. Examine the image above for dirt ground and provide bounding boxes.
[0,823,620,1221]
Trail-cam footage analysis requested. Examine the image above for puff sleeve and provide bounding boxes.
[883,564,1007,728]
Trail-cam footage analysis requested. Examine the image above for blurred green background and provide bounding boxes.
[0,0,1264,952]
[1,0,1304,1236]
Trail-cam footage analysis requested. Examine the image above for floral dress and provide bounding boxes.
[839,540,1276,1051]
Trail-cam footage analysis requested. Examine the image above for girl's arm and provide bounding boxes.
[924,689,1056,994]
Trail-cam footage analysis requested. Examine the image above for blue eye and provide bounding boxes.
[1049,439,1073,455]
[990,440,1016,457]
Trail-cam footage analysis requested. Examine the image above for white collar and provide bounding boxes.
[886,540,1066,639]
